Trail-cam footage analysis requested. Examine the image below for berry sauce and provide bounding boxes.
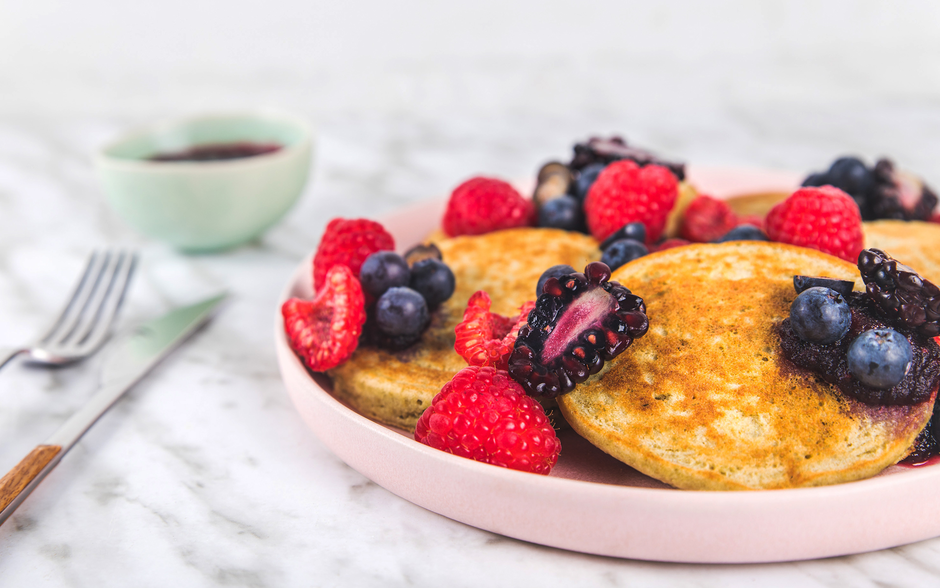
[149,142,282,162]
[777,292,940,406]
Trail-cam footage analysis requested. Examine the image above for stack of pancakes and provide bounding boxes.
[327,218,940,490]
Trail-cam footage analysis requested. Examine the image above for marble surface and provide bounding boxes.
[2,1,940,586]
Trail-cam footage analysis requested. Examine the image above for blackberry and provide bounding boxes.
[508,262,648,398]
[568,136,685,181]
[793,275,855,297]
[869,158,938,222]
[857,248,940,337]
[600,222,647,250]
[600,239,648,271]
[847,328,913,390]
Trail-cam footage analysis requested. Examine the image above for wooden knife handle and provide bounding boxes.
[0,445,61,515]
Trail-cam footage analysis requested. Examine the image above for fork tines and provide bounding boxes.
[39,250,138,355]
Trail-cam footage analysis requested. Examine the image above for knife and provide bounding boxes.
[0,292,228,526]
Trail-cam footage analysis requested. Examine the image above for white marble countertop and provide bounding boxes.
[3,1,940,586]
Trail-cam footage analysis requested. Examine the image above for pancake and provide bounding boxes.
[864,220,940,285]
[329,228,602,431]
[558,242,936,490]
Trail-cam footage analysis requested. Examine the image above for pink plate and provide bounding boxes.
[275,167,940,563]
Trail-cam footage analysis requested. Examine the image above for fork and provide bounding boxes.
[0,250,137,370]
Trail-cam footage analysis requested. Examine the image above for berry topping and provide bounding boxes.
[414,366,561,475]
[680,195,738,243]
[313,218,395,291]
[584,160,679,244]
[403,243,442,267]
[409,258,456,307]
[847,329,913,390]
[789,287,852,345]
[282,265,366,371]
[857,248,940,337]
[508,262,649,398]
[903,420,938,465]
[359,251,410,299]
[600,239,648,271]
[599,222,647,251]
[793,275,855,297]
[764,186,864,263]
[375,287,429,348]
[713,224,768,243]
[537,195,586,232]
[442,177,535,237]
[802,156,938,221]
[454,291,535,370]
[569,136,685,181]
[536,264,576,298]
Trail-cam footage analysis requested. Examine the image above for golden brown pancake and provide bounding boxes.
[864,220,940,285]
[558,242,935,490]
[329,228,602,431]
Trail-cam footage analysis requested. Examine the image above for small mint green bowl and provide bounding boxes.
[95,112,313,252]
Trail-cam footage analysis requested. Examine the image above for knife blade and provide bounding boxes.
[0,292,228,526]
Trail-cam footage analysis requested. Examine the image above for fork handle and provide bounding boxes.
[0,347,24,371]
[0,445,63,525]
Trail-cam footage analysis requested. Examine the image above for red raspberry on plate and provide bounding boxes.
[282,265,366,371]
[679,195,738,242]
[442,177,535,237]
[313,218,395,291]
[654,238,692,252]
[584,160,678,244]
[764,186,864,262]
[454,291,535,370]
[414,366,560,475]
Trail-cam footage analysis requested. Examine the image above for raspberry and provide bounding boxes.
[764,186,864,263]
[583,160,678,244]
[454,291,535,370]
[313,218,395,291]
[442,177,535,237]
[282,265,366,371]
[653,238,691,252]
[679,195,739,242]
[414,366,561,475]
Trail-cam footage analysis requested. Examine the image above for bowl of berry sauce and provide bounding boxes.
[96,111,313,252]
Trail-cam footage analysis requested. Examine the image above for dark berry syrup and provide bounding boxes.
[778,291,940,464]
[149,142,281,162]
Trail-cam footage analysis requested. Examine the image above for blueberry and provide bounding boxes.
[713,224,768,243]
[789,287,852,344]
[801,172,830,187]
[827,156,873,197]
[409,259,456,307]
[793,275,854,297]
[375,287,429,336]
[847,329,913,389]
[537,195,585,232]
[600,239,648,272]
[536,264,576,297]
[360,251,410,299]
[600,222,647,250]
[572,163,606,201]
